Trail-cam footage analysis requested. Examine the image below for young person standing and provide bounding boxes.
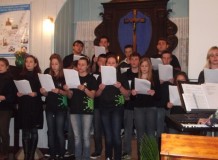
[16,55,43,160]
[40,54,68,159]
[0,58,16,160]
[64,57,97,160]
[96,55,130,160]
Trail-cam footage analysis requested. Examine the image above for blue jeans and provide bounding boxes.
[46,111,66,157]
[156,107,166,139]
[123,109,134,155]
[70,114,93,160]
[134,107,157,157]
[100,107,123,160]
[66,110,75,154]
[93,108,103,154]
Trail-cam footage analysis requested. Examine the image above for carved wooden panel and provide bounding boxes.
[94,0,178,58]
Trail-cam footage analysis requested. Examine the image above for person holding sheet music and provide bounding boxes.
[91,35,112,73]
[198,46,218,83]
[118,44,133,73]
[151,37,181,71]
[16,55,43,160]
[95,55,130,160]
[166,72,188,133]
[131,57,160,159]
[90,54,107,159]
[40,54,68,159]
[0,58,16,160]
[64,57,97,160]
[156,51,180,143]
[121,52,140,160]
[63,40,86,69]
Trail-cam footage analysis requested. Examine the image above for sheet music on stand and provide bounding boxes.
[177,81,218,113]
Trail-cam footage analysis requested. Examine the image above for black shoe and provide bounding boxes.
[90,152,101,159]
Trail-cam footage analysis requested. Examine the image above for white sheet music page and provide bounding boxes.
[38,73,55,92]
[202,83,218,109]
[94,46,106,57]
[158,64,173,81]
[134,78,151,95]
[169,85,181,106]
[101,66,117,85]
[181,83,210,110]
[14,80,32,95]
[73,55,84,61]
[150,58,162,70]
[204,68,218,83]
[182,93,197,111]
[63,69,80,88]
[120,67,129,74]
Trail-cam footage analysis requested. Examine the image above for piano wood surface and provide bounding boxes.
[161,133,218,160]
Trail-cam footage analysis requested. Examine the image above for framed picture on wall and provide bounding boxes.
[0,4,30,58]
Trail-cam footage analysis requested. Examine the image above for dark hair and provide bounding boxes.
[0,58,9,67]
[98,54,107,60]
[130,52,141,59]
[21,55,41,75]
[73,40,84,47]
[157,37,169,45]
[78,57,90,66]
[99,35,110,43]
[174,71,189,84]
[124,44,133,50]
[161,50,172,57]
[49,53,64,78]
[106,54,118,64]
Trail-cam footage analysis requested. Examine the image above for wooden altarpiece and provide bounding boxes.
[94,0,178,59]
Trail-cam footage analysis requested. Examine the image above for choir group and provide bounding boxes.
[0,36,218,160]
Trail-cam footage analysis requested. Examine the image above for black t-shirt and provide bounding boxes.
[69,74,97,114]
[122,68,138,110]
[45,76,68,112]
[63,53,87,68]
[97,70,129,108]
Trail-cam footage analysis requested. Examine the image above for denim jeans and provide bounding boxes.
[93,108,103,154]
[156,107,166,139]
[100,107,123,160]
[70,114,93,160]
[46,110,66,157]
[123,109,134,155]
[134,107,157,157]
[66,110,75,154]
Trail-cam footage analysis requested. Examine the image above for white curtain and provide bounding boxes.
[75,21,101,59]
[170,17,189,72]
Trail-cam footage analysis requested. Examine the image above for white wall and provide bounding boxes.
[0,0,66,71]
[189,0,218,80]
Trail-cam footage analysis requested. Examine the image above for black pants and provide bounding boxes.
[22,128,38,160]
[0,110,12,155]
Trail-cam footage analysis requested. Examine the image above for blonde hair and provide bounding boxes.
[205,46,218,68]
[138,57,153,83]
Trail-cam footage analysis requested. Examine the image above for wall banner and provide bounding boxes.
[0,4,30,57]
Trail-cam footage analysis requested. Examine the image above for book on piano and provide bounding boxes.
[177,81,218,113]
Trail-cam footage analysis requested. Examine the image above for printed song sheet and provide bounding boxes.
[14,80,32,95]
[73,55,84,61]
[63,69,80,88]
[169,85,181,106]
[38,73,55,92]
[158,64,173,81]
[101,66,117,85]
[94,46,106,57]
[134,78,151,95]
[204,68,218,83]
[150,58,163,70]
[120,67,129,74]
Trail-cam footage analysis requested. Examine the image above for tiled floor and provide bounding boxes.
[8,136,138,160]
